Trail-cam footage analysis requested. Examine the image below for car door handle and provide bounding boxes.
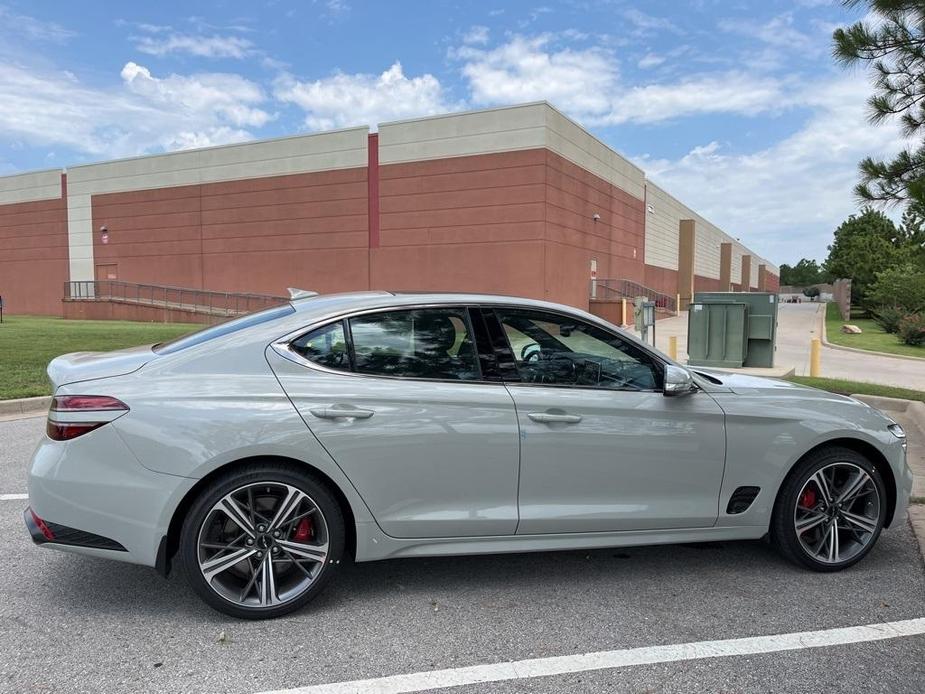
[527,412,582,424]
[309,406,375,420]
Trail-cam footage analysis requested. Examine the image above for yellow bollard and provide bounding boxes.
[810,337,821,377]
[668,335,678,361]
[676,293,681,314]
[621,297,627,326]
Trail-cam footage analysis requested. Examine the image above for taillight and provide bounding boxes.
[52,395,128,412]
[47,395,129,441]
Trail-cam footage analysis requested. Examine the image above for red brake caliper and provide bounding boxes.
[800,487,817,509]
[293,517,314,542]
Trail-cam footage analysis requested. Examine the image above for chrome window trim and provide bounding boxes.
[271,303,496,386]
[270,300,671,392]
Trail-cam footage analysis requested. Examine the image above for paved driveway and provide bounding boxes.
[653,303,925,390]
[2,416,924,693]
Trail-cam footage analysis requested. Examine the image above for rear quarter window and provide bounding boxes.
[154,304,295,355]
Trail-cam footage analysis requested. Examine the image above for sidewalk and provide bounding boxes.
[650,303,925,391]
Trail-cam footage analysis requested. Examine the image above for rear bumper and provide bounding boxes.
[24,506,128,551]
[27,424,195,567]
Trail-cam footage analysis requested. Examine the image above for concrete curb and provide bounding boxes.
[820,305,925,363]
[909,506,925,566]
[0,396,50,418]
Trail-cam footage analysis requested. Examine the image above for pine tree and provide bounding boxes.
[833,0,925,204]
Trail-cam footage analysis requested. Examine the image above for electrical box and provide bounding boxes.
[687,292,778,368]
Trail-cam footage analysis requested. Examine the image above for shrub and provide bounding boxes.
[865,264,925,314]
[897,313,925,346]
[872,306,905,334]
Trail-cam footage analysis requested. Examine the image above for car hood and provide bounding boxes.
[690,368,860,404]
[47,345,156,390]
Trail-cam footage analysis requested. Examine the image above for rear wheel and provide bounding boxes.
[179,462,344,619]
[771,447,886,572]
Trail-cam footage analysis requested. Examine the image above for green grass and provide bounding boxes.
[0,315,199,400]
[825,302,925,358]
[785,376,925,402]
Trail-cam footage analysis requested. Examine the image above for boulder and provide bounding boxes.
[841,324,863,334]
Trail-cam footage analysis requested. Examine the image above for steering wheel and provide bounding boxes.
[521,343,541,362]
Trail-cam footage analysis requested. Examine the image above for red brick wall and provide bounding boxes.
[0,175,67,315]
[92,168,369,297]
[644,265,679,298]
[544,151,645,308]
[371,149,548,299]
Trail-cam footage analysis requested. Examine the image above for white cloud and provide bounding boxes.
[133,32,255,59]
[0,60,269,158]
[274,61,452,130]
[638,52,665,69]
[121,62,270,127]
[456,34,787,126]
[457,34,618,118]
[622,9,683,36]
[719,13,818,54]
[0,7,75,43]
[637,74,905,264]
[463,25,490,45]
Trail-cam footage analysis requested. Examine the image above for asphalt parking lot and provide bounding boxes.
[2,415,924,694]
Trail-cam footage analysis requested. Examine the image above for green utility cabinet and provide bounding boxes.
[687,292,778,368]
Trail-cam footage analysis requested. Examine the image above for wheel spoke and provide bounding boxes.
[827,518,840,562]
[841,509,878,535]
[810,470,833,505]
[219,497,255,537]
[269,487,305,532]
[796,511,827,535]
[259,555,277,606]
[276,538,328,562]
[837,471,871,506]
[238,557,260,602]
[202,547,256,581]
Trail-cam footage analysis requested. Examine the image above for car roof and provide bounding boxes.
[289,290,586,314]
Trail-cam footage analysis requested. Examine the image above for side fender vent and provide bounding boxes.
[726,486,760,514]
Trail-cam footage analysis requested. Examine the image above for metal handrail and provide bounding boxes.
[591,278,677,312]
[64,280,288,317]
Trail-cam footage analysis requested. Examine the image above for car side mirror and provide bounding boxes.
[663,365,695,397]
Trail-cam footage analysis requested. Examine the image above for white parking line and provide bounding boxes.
[257,618,925,694]
[0,493,28,501]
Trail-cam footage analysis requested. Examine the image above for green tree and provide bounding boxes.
[866,263,925,311]
[779,258,828,286]
[833,1,925,205]
[823,207,908,303]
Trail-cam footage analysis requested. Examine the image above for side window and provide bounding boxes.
[291,321,349,370]
[494,309,662,390]
[349,308,480,380]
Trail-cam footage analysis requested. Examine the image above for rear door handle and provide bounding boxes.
[309,406,375,420]
[527,412,582,424]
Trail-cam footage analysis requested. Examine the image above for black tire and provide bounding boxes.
[771,446,886,572]
[179,461,345,619]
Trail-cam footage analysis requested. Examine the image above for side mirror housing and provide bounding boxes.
[664,365,695,397]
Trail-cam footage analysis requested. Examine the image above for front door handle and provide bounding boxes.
[310,406,375,420]
[527,412,582,424]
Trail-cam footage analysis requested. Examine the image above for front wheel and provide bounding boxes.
[771,447,886,572]
[179,462,344,619]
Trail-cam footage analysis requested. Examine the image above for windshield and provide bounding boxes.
[153,304,295,355]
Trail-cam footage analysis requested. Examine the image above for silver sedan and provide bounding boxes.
[24,292,913,618]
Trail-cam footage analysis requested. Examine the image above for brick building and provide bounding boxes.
[0,102,777,320]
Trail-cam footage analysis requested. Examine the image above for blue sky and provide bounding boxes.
[0,0,901,266]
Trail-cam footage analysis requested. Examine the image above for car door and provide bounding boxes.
[268,305,520,539]
[486,306,726,534]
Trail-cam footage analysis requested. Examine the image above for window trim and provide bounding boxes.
[274,303,491,385]
[484,306,666,394]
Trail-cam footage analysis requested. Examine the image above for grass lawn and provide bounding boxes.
[785,376,925,401]
[0,315,199,400]
[824,302,925,359]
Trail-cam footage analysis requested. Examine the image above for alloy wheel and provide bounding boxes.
[196,482,329,608]
[793,462,881,565]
